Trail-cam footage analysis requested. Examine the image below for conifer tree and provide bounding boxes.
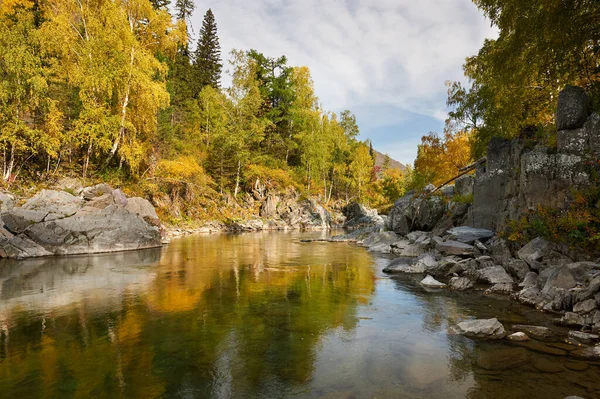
[174,0,194,24]
[149,0,170,10]
[195,9,222,89]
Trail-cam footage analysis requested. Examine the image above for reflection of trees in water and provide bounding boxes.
[0,232,376,398]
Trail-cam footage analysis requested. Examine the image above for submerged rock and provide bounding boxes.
[450,318,506,340]
[512,325,556,341]
[568,331,599,344]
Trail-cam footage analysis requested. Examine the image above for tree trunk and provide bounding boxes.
[107,47,134,163]
[234,159,241,198]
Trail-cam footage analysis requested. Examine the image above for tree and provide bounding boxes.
[194,9,222,89]
[349,143,373,202]
[450,0,600,157]
[149,0,170,10]
[339,110,359,140]
[0,0,48,181]
[174,0,194,24]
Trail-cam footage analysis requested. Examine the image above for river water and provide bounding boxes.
[0,231,597,398]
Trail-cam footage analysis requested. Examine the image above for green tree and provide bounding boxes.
[194,9,222,89]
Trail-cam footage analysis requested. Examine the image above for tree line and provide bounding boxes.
[1,0,405,219]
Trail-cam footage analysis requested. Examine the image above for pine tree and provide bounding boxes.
[194,9,222,89]
[149,0,170,10]
[175,0,194,23]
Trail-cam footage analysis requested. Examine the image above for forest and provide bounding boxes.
[1,0,599,225]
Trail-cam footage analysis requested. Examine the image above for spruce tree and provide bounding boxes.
[149,0,170,10]
[194,9,222,89]
[175,0,195,23]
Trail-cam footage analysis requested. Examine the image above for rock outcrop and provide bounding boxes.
[468,86,598,231]
[0,186,162,259]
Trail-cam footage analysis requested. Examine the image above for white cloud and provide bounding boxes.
[189,0,497,163]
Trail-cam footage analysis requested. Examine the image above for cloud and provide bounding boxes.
[188,0,497,163]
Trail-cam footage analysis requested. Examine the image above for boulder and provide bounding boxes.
[21,189,84,221]
[519,272,539,289]
[447,226,494,244]
[82,183,113,200]
[342,203,384,228]
[512,325,556,341]
[383,258,425,274]
[454,174,474,197]
[2,209,47,234]
[517,237,552,269]
[557,312,586,327]
[485,283,514,295]
[573,299,596,314]
[298,200,331,229]
[387,193,446,235]
[556,85,589,131]
[506,259,530,281]
[435,240,476,256]
[568,331,599,344]
[450,318,506,340]
[488,237,512,266]
[477,266,514,285]
[0,186,162,259]
[440,185,455,197]
[449,276,474,291]
[507,332,529,342]
[125,197,161,227]
[420,275,446,288]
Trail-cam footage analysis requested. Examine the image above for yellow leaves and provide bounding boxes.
[0,0,34,15]
[156,156,207,183]
[414,130,473,187]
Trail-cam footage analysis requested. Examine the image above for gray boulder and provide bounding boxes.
[22,189,84,221]
[125,197,161,227]
[388,193,446,235]
[506,259,530,281]
[447,226,494,244]
[450,318,506,340]
[477,266,514,285]
[0,187,162,259]
[435,240,476,256]
[568,331,599,344]
[519,272,539,289]
[420,275,446,288]
[449,276,474,291]
[517,237,551,269]
[343,203,384,228]
[573,299,596,314]
[556,85,589,130]
[557,312,586,327]
[507,332,529,341]
[383,258,425,274]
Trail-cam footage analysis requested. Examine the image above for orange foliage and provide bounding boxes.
[413,130,472,186]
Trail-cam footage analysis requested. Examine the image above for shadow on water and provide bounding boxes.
[0,231,597,398]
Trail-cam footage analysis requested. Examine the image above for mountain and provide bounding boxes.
[373,149,407,173]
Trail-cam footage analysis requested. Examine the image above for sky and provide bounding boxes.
[187,0,497,166]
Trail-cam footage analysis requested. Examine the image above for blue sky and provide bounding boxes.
[187,0,497,166]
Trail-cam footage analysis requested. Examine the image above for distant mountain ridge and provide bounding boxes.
[373,149,407,172]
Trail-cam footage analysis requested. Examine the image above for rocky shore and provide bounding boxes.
[0,184,162,259]
[311,86,600,367]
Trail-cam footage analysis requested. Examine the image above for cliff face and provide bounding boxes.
[469,85,600,232]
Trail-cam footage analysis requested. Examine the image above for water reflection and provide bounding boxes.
[0,232,596,398]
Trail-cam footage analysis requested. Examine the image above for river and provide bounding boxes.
[0,231,596,398]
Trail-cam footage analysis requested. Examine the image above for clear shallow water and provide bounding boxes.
[0,231,597,398]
